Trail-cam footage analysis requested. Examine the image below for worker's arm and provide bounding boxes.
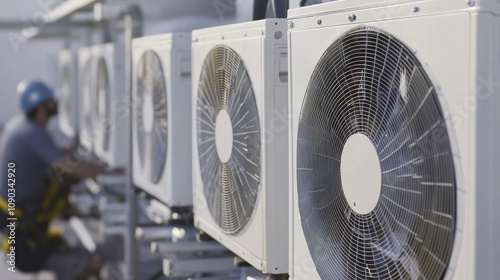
[30,129,104,181]
[52,156,103,180]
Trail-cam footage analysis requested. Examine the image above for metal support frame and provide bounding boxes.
[21,0,100,39]
[0,20,94,30]
[120,7,143,279]
[163,257,237,277]
[151,240,227,255]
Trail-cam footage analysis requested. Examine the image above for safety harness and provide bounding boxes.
[0,176,70,272]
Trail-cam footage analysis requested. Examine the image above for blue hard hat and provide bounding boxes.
[18,80,55,112]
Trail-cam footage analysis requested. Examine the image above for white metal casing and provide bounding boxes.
[288,1,500,279]
[77,46,94,151]
[132,33,193,207]
[58,49,79,139]
[90,43,128,168]
[192,19,289,274]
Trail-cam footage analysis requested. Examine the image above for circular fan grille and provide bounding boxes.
[135,50,168,184]
[297,28,456,279]
[95,58,111,151]
[61,61,72,120]
[197,45,261,235]
[81,61,93,138]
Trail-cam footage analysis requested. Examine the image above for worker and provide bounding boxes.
[0,80,108,279]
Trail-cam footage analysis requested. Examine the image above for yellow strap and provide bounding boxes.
[41,180,59,210]
[2,237,9,253]
[1,228,63,253]
[36,198,67,223]
[36,178,68,223]
[46,227,63,238]
[0,178,66,253]
[0,178,67,224]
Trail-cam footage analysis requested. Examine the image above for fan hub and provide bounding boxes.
[215,109,233,163]
[142,93,155,133]
[340,133,381,215]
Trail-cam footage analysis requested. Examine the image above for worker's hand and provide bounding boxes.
[101,167,126,176]
[61,145,77,154]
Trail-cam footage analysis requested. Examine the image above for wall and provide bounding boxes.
[0,0,65,126]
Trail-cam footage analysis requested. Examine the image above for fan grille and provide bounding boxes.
[135,50,168,184]
[95,58,111,151]
[61,61,72,121]
[197,45,261,234]
[297,28,456,279]
[81,60,93,141]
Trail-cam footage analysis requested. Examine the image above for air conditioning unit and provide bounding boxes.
[132,33,193,207]
[192,20,289,274]
[58,49,78,139]
[78,46,95,151]
[90,43,128,168]
[288,1,500,279]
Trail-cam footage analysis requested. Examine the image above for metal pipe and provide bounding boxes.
[136,226,175,241]
[0,20,94,30]
[118,5,143,279]
[98,3,142,36]
[124,13,138,280]
[20,0,99,39]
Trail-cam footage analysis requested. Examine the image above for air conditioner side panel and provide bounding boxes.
[472,12,500,280]
[168,35,193,207]
[109,42,128,168]
[262,36,289,273]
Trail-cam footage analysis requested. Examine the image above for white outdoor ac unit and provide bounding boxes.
[132,33,193,207]
[78,46,95,151]
[90,43,128,168]
[288,1,500,280]
[58,49,78,139]
[192,19,289,274]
